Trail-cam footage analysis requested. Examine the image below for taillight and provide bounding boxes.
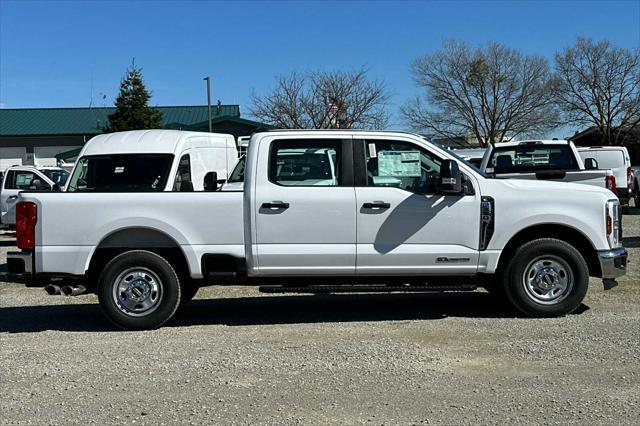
[16,202,37,250]
[605,175,617,194]
[627,167,632,189]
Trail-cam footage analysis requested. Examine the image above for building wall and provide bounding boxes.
[0,134,88,168]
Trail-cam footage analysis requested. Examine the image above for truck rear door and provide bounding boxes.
[252,138,356,276]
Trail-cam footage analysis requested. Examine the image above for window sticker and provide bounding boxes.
[114,166,125,174]
[368,143,377,158]
[378,151,421,177]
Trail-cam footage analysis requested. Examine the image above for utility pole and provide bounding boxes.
[203,76,212,133]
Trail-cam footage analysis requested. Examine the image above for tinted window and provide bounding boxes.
[4,171,37,190]
[228,156,245,183]
[173,154,193,191]
[366,140,441,194]
[67,154,174,192]
[41,169,70,186]
[488,145,579,173]
[269,140,341,186]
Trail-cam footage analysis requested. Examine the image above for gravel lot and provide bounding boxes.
[1,207,639,425]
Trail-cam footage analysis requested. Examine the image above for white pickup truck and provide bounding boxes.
[480,140,617,191]
[9,130,627,330]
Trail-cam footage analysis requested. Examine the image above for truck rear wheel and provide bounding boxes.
[502,238,588,317]
[97,250,181,330]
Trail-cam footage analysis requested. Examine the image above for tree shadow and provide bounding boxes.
[0,291,589,333]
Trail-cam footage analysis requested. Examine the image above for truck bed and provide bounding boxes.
[21,191,245,278]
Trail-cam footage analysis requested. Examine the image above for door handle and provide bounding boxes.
[8,195,18,200]
[362,201,390,209]
[261,201,290,209]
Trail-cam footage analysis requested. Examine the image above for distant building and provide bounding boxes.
[0,105,271,168]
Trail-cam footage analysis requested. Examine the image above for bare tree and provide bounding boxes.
[555,37,640,145]
[250,69,389,129]
[401,40,559,147]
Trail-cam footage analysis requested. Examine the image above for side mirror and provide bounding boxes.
[584,157,598,170]
[203,171,218,192]
[439,160,462,194]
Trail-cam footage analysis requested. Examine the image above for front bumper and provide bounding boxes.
[597,247,628,279]
[7,251,33,275]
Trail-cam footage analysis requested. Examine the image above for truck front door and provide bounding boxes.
[355,138,481,275]
[252,138,356,276]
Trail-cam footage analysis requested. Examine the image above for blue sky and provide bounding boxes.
[1,0,639,133]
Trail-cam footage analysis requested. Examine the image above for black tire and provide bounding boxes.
[97,250,181,330]
[180,281,199,306]
[502,238,588,317]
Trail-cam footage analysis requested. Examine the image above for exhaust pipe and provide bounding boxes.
[61,285,87,297]
[44,284,61,295]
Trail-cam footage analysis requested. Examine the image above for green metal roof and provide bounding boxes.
[0,105,240,136]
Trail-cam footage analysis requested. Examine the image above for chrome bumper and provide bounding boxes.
[597,247,628,279]
[7,251,33,275]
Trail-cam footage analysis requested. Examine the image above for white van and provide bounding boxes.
[1,166,69,225]
[578,146,632,204]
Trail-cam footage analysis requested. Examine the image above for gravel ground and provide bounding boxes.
[1,208,639,425]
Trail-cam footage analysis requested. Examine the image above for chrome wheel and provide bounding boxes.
[522,256,573,305]
[112,267,163,317]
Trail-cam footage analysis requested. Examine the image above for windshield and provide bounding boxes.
[228,155,245,183]
[41,169,70,186]
[67,154,174,192]
[488,144,579,174]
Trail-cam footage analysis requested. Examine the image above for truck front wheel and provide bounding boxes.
[97,250,182,330]
[502,238,589,317]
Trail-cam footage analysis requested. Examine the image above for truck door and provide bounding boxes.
[355,138,481,275]
[253,138,356,276]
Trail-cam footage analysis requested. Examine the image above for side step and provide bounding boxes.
[259,284,477,294]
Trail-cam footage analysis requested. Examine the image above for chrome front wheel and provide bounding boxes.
[522,256,573,305]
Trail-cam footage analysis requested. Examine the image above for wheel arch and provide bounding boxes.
[496,223,601,277]
[86,227,190,289]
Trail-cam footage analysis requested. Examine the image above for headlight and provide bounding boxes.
[605,199,622,248]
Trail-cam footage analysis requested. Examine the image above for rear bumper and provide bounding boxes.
[597,247,628,279]
[7,251,33,275]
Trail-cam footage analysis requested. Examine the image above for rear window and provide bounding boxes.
[579,150,625,169]
[67,154,174,192]
[488,145,579,173]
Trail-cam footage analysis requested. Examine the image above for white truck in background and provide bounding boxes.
[8,130,627,330]
[577,146,632,205]
[480,140,617,192]
[0,166,70,226]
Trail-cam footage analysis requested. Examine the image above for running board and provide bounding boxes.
[259,284,477,294]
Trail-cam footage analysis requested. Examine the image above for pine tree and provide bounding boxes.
[104,60,163,132]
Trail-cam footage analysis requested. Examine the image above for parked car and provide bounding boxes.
[577,146,632,205]
[479,140,616,191]
[8,130,627,330]
[0,165,69,226]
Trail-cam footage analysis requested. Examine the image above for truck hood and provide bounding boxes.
[485,178,615,197]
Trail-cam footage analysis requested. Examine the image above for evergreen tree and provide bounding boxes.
[104,61,163,132]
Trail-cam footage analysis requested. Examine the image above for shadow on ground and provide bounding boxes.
[0,292,589,333]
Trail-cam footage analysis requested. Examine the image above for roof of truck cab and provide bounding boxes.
[491,139,572,148]
[80,129,235,156]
